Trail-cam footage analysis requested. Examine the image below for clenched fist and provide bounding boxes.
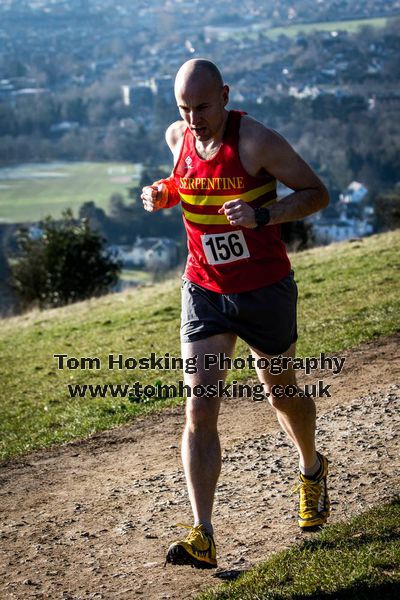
[218,199,257,228]
[141,182,168,213]
[141,178,181,212]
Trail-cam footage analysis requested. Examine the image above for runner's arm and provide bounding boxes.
[220,119,329,228]
[140,121,185,212]
[249,124,329,225]
[165,120,186,166]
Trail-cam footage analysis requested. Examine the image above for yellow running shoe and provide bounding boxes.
[165,523,217,569]
[294,452,330,530]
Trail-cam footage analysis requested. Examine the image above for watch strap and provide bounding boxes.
[254,207,271,229]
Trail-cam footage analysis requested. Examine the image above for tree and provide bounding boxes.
[281,220,315,252]
[374,189,400,232]
[10,210,120,310]
[108,193,137,222]
[139,164,171,190]
[78,201,107,234]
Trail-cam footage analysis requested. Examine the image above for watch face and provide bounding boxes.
[256,207,270,227]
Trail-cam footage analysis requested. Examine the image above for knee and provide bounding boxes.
[267,387,315,414]
[266,383,299,411]
[185,400,219,432]
[268,393,291,411]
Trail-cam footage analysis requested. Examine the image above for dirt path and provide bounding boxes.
[1,334,399,600]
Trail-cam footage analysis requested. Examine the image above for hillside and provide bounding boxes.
[0,230,399,461]
[0,230,399,599]
[0,318,399,598]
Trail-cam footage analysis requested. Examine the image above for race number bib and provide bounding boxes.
[201,231,250,265]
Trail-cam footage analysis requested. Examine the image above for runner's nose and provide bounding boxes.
[189,110,200,127]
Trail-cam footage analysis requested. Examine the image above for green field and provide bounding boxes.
[0,161,142,222]
[120,268,153,284]
[197,500,400,600]
[213,15,393,41]
[262,16,391,40]
[0,230,399,461]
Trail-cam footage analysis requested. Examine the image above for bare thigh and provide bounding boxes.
[249,342,298,396]
[182,332,237,426]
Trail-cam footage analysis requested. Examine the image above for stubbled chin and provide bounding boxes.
[194,130,210,140]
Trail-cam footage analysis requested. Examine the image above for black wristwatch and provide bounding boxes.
[254,207,271,229]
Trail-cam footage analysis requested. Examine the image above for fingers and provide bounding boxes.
[218,199,257,228]
[141,185,160,212]
[217,198,242,215]
[225,207,242,226]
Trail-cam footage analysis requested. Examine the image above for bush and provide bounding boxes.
[374,190,400,232]
[281,219,315,252]
[10,209,120,309]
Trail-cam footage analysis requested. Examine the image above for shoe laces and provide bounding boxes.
[164,524,211,568]
[293,478,321,511]
[175,523,210,544]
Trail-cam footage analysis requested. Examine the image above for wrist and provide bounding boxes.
[154,178,180,208]
[253,207,271,229]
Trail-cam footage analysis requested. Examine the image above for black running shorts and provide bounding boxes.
[180,271,298,356]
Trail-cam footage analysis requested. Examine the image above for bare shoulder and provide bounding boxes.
[240,114,308,176]
[239,114,326,191]
[240,115,289,154]
[165,120,186,152]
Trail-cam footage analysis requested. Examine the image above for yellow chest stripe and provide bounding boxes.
[180,180,276,206]
[183,198,277,225]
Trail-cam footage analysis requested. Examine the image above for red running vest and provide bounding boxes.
[172,110,291,293]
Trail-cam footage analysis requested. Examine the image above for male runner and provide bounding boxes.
[141,59,330,569]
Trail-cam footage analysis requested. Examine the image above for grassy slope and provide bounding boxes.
[0,162,141,222]
[262,16,391,40]
[197,500,400,600]
[0,230,399,461]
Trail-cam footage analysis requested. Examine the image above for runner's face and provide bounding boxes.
[176,78,229,142]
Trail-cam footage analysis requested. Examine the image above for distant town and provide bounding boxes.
[0,0,399,313]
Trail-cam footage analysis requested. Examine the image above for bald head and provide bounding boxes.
[175,59,224,95]
[174,59,229,142]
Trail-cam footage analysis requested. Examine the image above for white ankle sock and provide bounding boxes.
[194,520,213,536]
[300,456,321,479]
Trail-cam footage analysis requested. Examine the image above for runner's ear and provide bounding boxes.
[221,85,229,106]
